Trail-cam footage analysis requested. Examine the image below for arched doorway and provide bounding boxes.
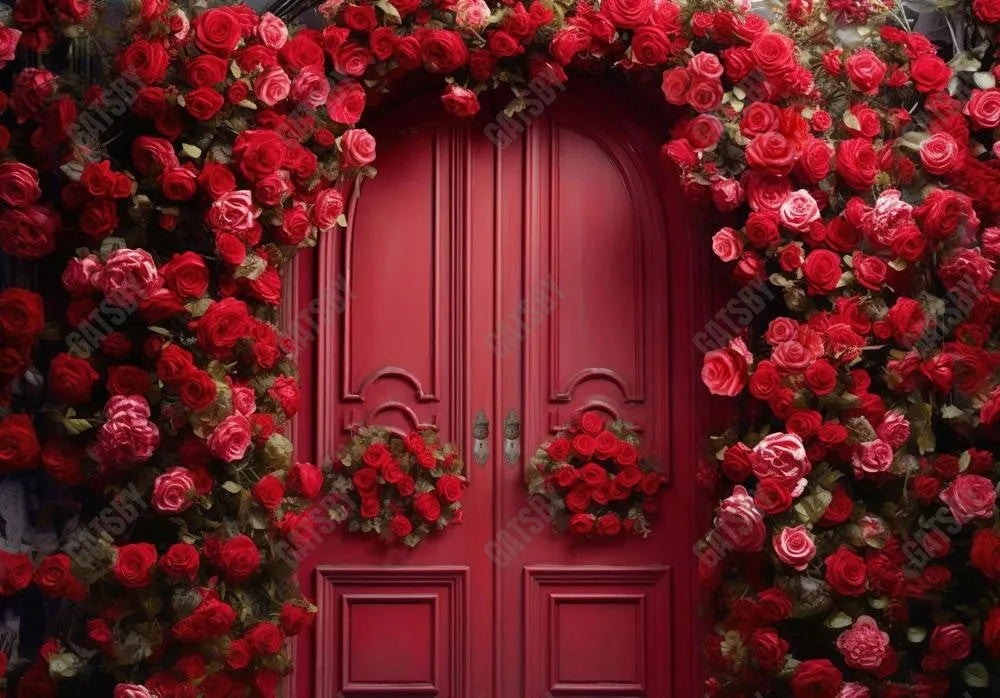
[290,78,716,698]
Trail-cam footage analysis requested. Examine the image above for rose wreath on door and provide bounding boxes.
[321,427,468,546]
[527,411,666,537]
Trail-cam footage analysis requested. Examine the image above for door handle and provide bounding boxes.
[503,408,520,466]
[472,409,489,466]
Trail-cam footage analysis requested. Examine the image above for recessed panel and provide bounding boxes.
[525,566,671,697]
[316,566,468,697]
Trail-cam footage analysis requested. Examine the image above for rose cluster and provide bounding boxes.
[527,411,665,537]
[325,427,466,546]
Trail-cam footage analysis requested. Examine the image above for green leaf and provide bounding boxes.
[222,481,242,494]
[59,417,94,435]
[375,0,401,22]
[963,663,990,688]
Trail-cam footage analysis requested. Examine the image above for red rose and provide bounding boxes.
[130,135,179,176]
[571,434,596,458]
[435,473,464,503]
[631,26,669,65]
[852,252,887,290]
[245,622,283,655]
[746,132,798,176]
[414,492,442,522]
[919,132,963,175]
[0,205,59,260]
[193,7,243,56]
[113,543,158,589]
[844,49,886,93]
[754,478,792,514]
[160,251,209,299]
[750,627,789,672]
[929,623,971,661]
[750,33,795,76]
[0,162,41,207]
[420,30,469,73]
[288,461,323,499]
[568,513,594,534]
[47,353,99,404]
[0,550,32,595]
[218,535,261,583]
[817,485,853,526]
[280,603,314,635]
[790,659,843,698]
[41,439,84,485]
[340,128,376,168]
[909,54,950,93]
[106,365,151,396]
[836,138,878,189]
[194,297,250,358]
[121,39,170,84]
[441,85,479,118]
[184,86,225,121]
[756,587,793,623]
[687,78,723,112]
[565,486,591,512]
[0,288,43,343]
[971,528,1000,580]
[0,414,40,474]
[390,514,413,538]
[802,249,842,294]
[34,554,85,600]
[804,360,837,395]
[226,639,251,669]
[600,0,652,28]
[253,474,285,510]
[596,513,621,536]
[232,129,287,182]
[546,437,570,460]
[966,88,1000,128]
[824,545,866,596]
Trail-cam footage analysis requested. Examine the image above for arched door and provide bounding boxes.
[295,80,707,698]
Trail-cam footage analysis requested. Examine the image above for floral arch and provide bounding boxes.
[0,0,999,696]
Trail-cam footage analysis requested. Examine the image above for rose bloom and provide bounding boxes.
[940,474,997,524]
[291,66,331,108]
[94,396,160,469]
[714,485,766,552]
[837,683,870,698]
[256,12,288,48]
[851,439,893,478]
[454,0,490,28]
[152,466,196,514]
[208,414,252,462]
[752,432,810,483]
[208,190,260,234]
[919,132,963,175]
[340,128,376,168]
[711,227,742,262]
[836,616,889,670]
[114,685,154,698]
[701,338,752,396]
[779,189,820,232]
[254,65,291,106]
[773,524,816,571]
[100,248,162,304]
[965,88,1000,129]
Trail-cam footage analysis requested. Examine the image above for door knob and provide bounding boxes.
[472,409,489,466]
[503,408,520,466]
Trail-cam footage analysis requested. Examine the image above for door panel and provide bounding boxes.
[298,83,701,698]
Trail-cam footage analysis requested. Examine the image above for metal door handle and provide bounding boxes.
[503,409,520,466]
[472,409,489,466]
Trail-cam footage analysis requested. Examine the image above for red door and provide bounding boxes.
[293,80,706,698]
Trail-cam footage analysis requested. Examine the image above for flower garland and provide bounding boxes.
[527,411,665,537]
[326,427,466,546]
[0,0,998,694]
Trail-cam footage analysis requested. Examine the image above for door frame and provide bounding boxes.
[282,75,731,698]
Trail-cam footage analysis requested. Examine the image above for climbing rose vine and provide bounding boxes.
[0,0,998,695]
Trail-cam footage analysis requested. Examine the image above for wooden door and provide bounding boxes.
[294,81,706,698]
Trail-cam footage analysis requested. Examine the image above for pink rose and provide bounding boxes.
[710,179,744,212]
[702,338,752,396]
[454,0,490,28]
[231,382,257,416]
[291,66,330,108]
[688,52,723,80]
[779,189,820,232]
[114,685,153,698]
[62,254,102,295]
[715,485,766,552]
[0,26,21,64]
[152,466,196,514]
[312,189,344,230]
[851,439,893,478]
[875,411,910,449]
[752,432,811,482]
[208,190,260,234]
[711,227,743,262]
[838,684,871,698]
[773,524,816,571]
[255,12,288,49]
[94,396,160,469]
[836,616,889,670]
[940,474,997,525]
[771,340,813,373]
[208,414,252,462]
[100,248,162,305]
[340,128,376,168]
[254,66,291,106]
